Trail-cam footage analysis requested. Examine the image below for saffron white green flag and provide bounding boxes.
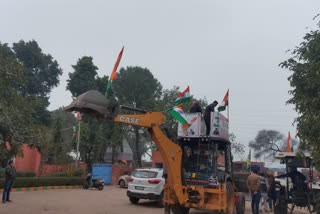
[168,105,188,125]
[175,86,190,105]
[218,89,229,112]
[246,149,251,169]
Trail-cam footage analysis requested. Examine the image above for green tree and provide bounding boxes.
[50,108,77,153]
[112,66,162,166]
[44,109,77,164]
[67,56,99,97]
[66,56,119,169]
[248,130,298,161]
[0,43,47,166]
[280,20,320,167]
[109,124,125,163]
[11,40,62,125]
[49,117,64,163]
[249,130,283,161]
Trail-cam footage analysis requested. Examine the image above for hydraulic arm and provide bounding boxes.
[64,90,188,205]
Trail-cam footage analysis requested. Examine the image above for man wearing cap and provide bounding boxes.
[189,101,202,114]
[204,101,218,135]
[2,160,16,203]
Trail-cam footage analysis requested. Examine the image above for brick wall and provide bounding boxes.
[152,151,166,168]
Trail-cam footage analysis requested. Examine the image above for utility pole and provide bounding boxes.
[75,113,81,168]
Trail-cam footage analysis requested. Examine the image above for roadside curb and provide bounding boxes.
[0,185,83,192]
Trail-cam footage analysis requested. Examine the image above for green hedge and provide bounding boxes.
[0,168,4,178]
[0,170,36,178]
[16,171,36,177]
[44,172,68,177]
[43,168,84,177]
[0,177,85,189]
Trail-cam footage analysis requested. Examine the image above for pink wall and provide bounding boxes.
[14,144,41,175]
[12,144,86,176]
[39,163,86,176]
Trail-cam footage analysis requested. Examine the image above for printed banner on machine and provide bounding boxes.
[210,112,229,139]
[177,113,201,137]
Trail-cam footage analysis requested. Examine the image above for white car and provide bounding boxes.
[127,168,165,205]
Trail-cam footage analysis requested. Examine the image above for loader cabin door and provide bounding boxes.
[180,138,231,187]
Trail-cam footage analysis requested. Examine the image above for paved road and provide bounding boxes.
[1,186,309,214]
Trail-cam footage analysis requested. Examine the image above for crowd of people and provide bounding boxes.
[247,167,306,214]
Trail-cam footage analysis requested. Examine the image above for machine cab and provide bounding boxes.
[177,112,231,187]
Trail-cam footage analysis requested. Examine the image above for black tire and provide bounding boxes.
[98,185,104,190]
[83,184,89,189]
[119,180,126,188]
[129,197,139,204]
[170,204,190,214]
[158,191,164,207]
[314,190,320,214]
[235,195,245,214]
[274,195,288,214]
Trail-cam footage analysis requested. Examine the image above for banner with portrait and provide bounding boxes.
[210,112,229,139]
[177,113,201,137]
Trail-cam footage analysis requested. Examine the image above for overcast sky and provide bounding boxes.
[1,0,319,164]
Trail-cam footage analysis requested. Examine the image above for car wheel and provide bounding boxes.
[274,194,288,214]
[314,190,320,214]
[158,191,164,207]
[98,185,104,190]
[170,204,190,214]
[129,197,140,204]
[236,195,245,214]
[119,180,126,188]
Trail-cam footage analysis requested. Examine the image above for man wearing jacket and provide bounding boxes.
[204,101,218,135]
[247,168,261,214]
[2,160,16,203]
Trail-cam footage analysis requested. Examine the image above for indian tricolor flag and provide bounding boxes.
[105,46,124,97]
[168,105,188,125]
[175,86,190,105]
[218,89,229,112]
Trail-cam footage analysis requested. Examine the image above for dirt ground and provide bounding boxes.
[1,185,310,214]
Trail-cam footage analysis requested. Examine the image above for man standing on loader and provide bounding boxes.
[204,100,218,135]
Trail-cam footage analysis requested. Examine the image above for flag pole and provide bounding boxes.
[75,121,80,168]
[227,90,230,124]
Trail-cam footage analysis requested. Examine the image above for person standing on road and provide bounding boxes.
[247,168,261,214]
[266,174,273,212]
[204,101,218,135]
[267,174,281,209]
[259,172,268,213]
[2,160,16,204]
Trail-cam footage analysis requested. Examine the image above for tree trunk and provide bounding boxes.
[135,127,141,167]
[111,146,115,164]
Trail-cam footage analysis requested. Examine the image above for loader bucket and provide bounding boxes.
[64,90,119,120]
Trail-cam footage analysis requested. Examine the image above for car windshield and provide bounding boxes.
[132,170,158,178]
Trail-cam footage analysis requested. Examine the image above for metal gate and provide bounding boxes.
[92,164,112,185]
